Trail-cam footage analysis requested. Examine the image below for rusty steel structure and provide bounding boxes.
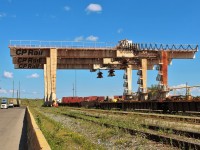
[9,39,198,106]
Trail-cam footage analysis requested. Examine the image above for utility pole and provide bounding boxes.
[17,90,18,100]
[19,81,20,99]
[12,80,14,98]
[75,70,77,97]
[72,83,75,97]
[185,82,190,100]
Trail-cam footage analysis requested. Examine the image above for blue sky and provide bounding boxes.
[0,0,200,99]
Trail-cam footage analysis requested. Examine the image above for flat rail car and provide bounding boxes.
[59,98,200,113]
[99,100,200,113]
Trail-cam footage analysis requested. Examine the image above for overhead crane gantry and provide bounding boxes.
[9,39,198,105]
[169,83,200,100]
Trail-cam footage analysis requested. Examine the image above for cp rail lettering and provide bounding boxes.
[19,64,40,68]
[16,49,43,56]
[17,58,43,63]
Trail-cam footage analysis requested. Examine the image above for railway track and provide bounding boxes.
[66,111,200,139]
[59,110,200,149]
[67,107,200,125]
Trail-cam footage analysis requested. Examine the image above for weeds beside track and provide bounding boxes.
[68,107,200,124]
[58,107,200,149]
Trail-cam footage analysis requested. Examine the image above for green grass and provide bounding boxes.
[52,107,143,131]
[25,100,104,150]
[23,100,188,150]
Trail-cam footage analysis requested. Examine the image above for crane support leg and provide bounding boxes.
[162,51,168,86]
[44,64,48,105]
[46,57,52,106]
[50,48,57,106]
[124,65,132,99]
[140,59,148,100]
[160,51,169,100]
[43,49,57,106]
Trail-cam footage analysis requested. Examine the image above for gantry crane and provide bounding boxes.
[9,39,198,105]
[116,39,198,100]
[169,83,200,100]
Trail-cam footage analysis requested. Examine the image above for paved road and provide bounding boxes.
[0,107,27,150]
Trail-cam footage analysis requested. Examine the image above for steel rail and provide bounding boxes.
[60,106,200,124]
[61,111,200,149]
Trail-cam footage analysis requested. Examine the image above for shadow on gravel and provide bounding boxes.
[19,108,28,150]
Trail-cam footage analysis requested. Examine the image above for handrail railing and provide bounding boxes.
[117,43,198,51]
[9,40,116,48]
[9,40,198,51]
[137,43,198,51]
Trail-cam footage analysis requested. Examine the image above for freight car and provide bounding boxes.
[60,96,105,108]
[99,100,200,113]
[59,96,200,113]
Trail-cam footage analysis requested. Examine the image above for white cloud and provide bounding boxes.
[169,84,186,95]
[0,13,16,19]
[117,28,123,34]
[170,84,186,89]
[64,6,70,11]
[27,73,39,78]
[190,87,200,96]
[0,12,6,18]
[74,36,84,42]
[9,89,17,93]
[86,35,99,42]
[86,4,102,13]
[3,71,13,78]
[0,89,7,94]
[74,35,99,42]
[32,91,39,94]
